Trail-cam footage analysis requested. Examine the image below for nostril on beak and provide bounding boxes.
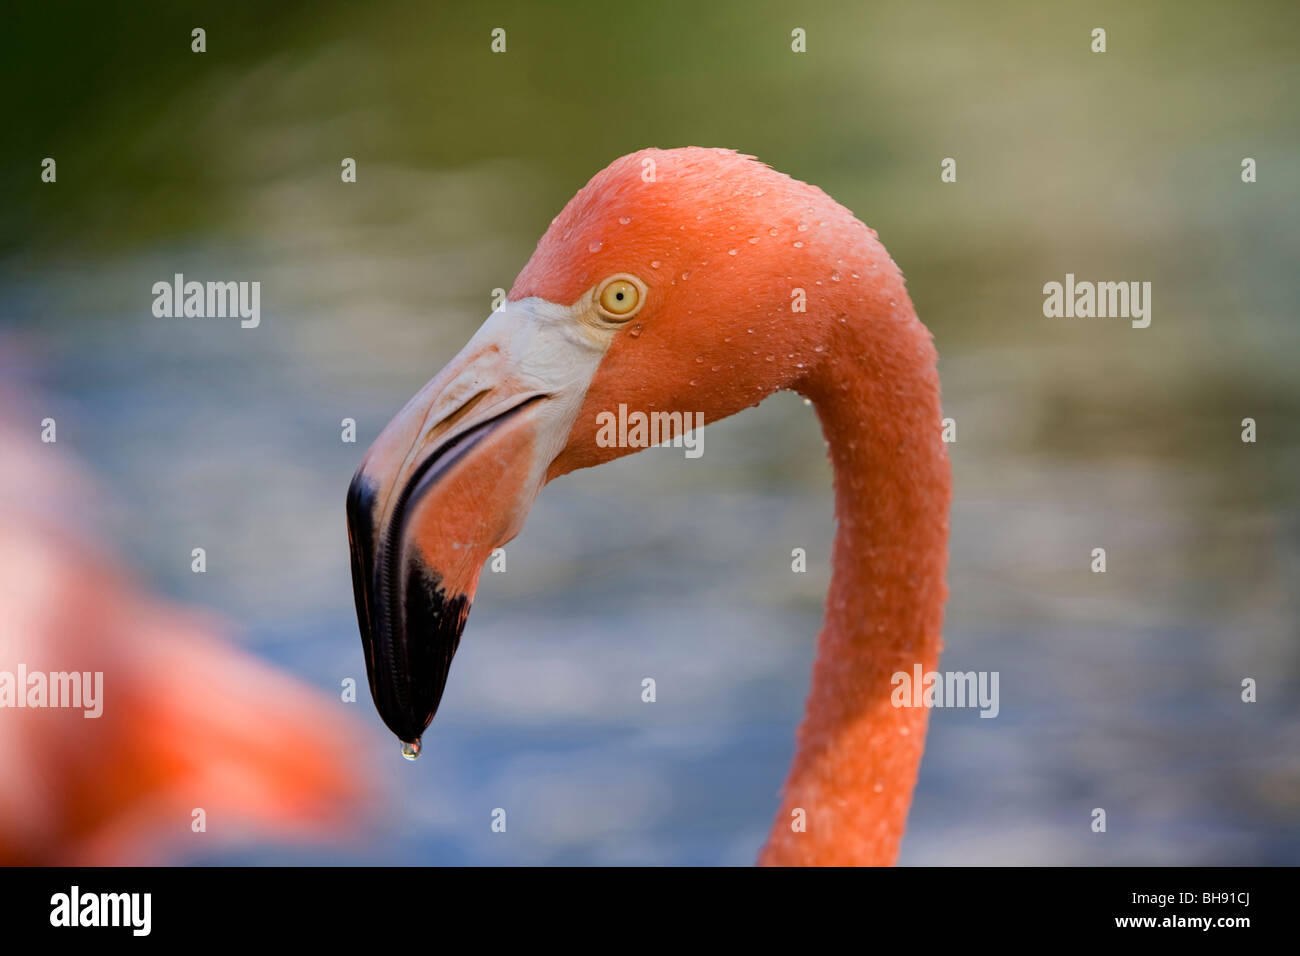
[428,387,491,439]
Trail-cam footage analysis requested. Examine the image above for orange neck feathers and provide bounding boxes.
[520,148,950,864]
[763,269,949,865]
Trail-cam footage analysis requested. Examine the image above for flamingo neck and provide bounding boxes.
[759,284,951,866]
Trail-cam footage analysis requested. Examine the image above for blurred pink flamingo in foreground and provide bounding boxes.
[0,379,365,865]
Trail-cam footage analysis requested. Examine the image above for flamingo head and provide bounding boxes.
[347,147,891,749]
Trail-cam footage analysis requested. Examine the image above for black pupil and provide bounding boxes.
[616,292,624,300]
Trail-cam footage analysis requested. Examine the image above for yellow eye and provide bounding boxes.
[597,276,644,320]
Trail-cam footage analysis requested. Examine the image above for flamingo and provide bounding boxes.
[0,385,366,864]
[347,147,950,866]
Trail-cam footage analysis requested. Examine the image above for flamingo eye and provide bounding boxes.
[596,275,644,320]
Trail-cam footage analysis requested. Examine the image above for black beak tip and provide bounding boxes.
[346,471,472,752]
[384,560,470,734]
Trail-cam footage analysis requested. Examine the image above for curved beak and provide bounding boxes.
[345,298,608,753]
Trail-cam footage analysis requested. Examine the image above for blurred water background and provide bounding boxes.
[2,0,1297,864]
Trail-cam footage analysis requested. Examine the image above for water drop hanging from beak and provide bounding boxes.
[400,738,422,761]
